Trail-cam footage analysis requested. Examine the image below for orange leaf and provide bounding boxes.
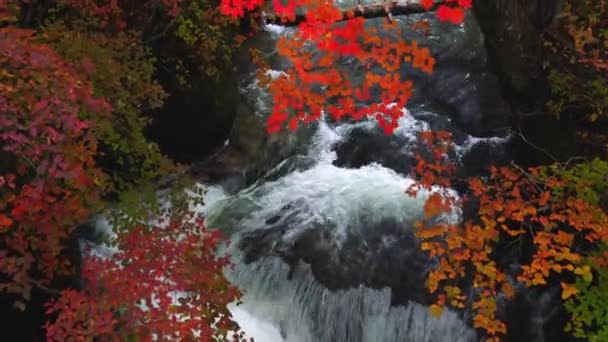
[416,224,447,239]
[561,282,578,300]
[429,304,443,317]
[0,214,13,232]
[501,282,515,299]
[424,193,445,219]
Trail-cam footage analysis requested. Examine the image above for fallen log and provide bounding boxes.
[262,1,445,26]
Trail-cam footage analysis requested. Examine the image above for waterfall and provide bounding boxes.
[199,117,491,341]
[85,5,515,341]
[195,5,519,338]
[225,258,474,342]
[197,8,519,335]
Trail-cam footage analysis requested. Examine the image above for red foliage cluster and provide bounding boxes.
[421,0,471,24]
[0,27,110,304]
[1,24,242,341]
[267,17,435,134]
[221,0,460,134]
[222,0,471,24]
[45,216,242,341]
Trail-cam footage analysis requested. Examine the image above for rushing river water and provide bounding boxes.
[91,5,522,341]
[188,6,519,340]
[200,114,508,342]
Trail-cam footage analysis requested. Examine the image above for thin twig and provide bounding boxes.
[29,277,62,296]
[513,129,560,163]
[510,160,544,193]
[143,19,177,45]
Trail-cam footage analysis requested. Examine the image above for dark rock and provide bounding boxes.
[457,140,511,179]
[191,146,245,176]
[146,70,239,163]
[472,0,551,107]
[427,69,512,137]
[239,217,432,306]
[332,125,418,175]
[502,286,580,342]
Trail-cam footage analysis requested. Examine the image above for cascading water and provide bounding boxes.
[192,6,516,341]
[200,121,473,342]
[82,5,517,341]
[70,1,575,339]
[196,108,511,342]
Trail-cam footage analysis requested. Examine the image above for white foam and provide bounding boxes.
[264,23,287,35]
[229,304,285,342]
[224,257,474,342]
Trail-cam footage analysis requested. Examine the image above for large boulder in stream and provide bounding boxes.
[239,217,432,305]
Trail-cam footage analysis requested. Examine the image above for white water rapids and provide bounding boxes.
[195,115,507,341]
[87,7,516,339]
[89,110,507,342]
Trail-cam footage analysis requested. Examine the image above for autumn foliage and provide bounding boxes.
[222,0,608,341]
[2,0,607,341]
[1,0,244,340]
[409,141,608,339]
[45,211,242,341]
[220,0,470,134]
[0,26,109,306]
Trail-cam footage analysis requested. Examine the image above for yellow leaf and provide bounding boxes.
[561,282,578,300]
[429,304,443,317]
[574,265,593,283]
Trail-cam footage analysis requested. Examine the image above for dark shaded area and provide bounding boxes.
[472,0,550,107]
[0,228,83,341]
[0,289,48,341]
[502,287,579,342]
[145,42,240,162]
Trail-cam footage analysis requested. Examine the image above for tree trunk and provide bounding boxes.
[472,0,555,107]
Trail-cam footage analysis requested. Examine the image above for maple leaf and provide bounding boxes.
[421,0,434,10]
[574,265,594,283]
[0,214,13,232]
[424,192,445,219]
[436,5,465,24]
[561,282,578,300]
[457,0,472,9]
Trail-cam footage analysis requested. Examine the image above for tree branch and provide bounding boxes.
[263,1,444,26]
[29,277,63,296]
[143,19,177,45]
[513,129,560,163]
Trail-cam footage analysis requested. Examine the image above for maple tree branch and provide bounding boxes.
[262,1,446,26]
[513,129,560,164]
[144,19,177,44]
[28,277,63,296]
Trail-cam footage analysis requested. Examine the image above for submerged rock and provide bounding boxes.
[239,217,431,305]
